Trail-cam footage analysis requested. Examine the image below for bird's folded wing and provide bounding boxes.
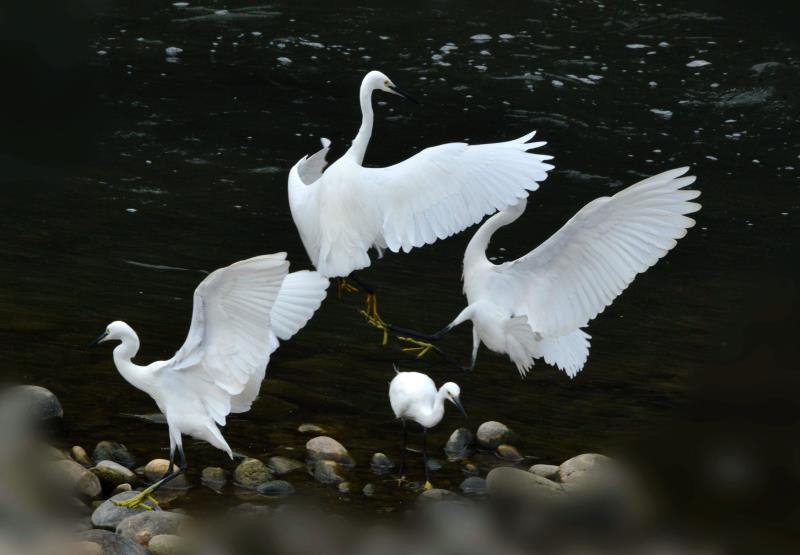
[270,270,329,341]
[360,132,553,253]
[504,167,701,336]
[164,253,289,403]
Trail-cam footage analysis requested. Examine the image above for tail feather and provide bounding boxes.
[505,316,538,377]
[539,329,591,378]
[271,271,329,341]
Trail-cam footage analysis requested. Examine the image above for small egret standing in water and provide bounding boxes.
[89,253,328,509]
[389,368,465,489]
[288,70,553,333]
[401,167,701,377]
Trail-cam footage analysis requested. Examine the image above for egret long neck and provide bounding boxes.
[464,200,527,269]
[112,331,149,392]
[346,81,374,164]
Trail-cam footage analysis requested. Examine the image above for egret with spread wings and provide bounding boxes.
[288,70,553,337]
[400,167,701,376]
[89,253,328,509]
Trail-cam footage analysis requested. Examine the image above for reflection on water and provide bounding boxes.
[1,0,798,527]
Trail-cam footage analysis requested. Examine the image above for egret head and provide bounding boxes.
[441,382,467,418]
[364,70,418,104]
[89,321,132,347]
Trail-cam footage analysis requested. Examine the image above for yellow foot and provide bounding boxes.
[360,293,389,346]
[423,481,434,491]
[337,278,359,299]
[113,490,159,511]
[393,475,408,487]
[398,336,435,358]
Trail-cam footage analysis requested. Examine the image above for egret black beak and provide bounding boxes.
[88,331,109,348]
[387,84,419,105]
[452,396,467,419]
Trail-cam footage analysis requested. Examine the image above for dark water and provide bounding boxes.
[2,0,799,539]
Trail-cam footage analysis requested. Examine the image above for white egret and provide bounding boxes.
[389,369,465,489]
[288,70,553,333]
[89,253,328,509]
[400,167,701,377]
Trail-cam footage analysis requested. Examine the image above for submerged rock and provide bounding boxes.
[476,421,511,450]
[10,385,63,422]
[234,458,272,489]
[257,480,295,497]
[369,452,395,474]
[444,428,474,460]
[267,456,304,475]
[298,423,327,434]
[93,460,137,488]
[201,466,226,490]
[145,459,189,489]
[459,476,487,495]
[93,441,136,469]
[486,467,563,498]
[116,511,188,544]
[495,444,524,462]
[53,459,102,499]
[529,464,560,480]
[305,436,354,467]
[312,460,345,484]
[148,534,189,555]
[76,529,147,555]
[91,491,158,530]
[362,483,376,497]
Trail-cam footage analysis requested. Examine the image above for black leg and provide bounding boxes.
[148,445,187,492]
[422,426,430,485]
[398,419,407,477]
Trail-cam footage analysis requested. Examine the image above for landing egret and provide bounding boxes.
[89,253,328,509]
[389,369,465,489]
[400,167,701,377]
[288,70,553,334]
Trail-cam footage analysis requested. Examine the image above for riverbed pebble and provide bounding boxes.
[417,488,458,504]
[11,385,63,422]
[116,510,188,544]
[476,421,511,449]
[267,456,305,475]
[91,491,158,530]
[297,423,327,434]
[113,483,133,495]
[369,452,395,474]
[444,427,474,460]
[459,476,487,495]
[72,445,93,467]
[233,458,272,489]
[495,444,524,462]
[312,460,346,484]
[362,483,376,497]
[529,464,560,480]
[558,453,611,483]
[54,459,102,499]
[93,460,137,487]
[148,534,189,555]
[93,441,136,469]
[486,466,563,498]
[305,436,354,467]
[145,459,189,488]
[256,480,295,497]
[200,466,226,490]
[77,529,148,555]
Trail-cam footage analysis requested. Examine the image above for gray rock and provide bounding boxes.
[93,460,137,487]
[495,444,524,462]
[417,488,458,504]
[76,529,148,555]
[233,458,272,489]
[73,541,103,555]
[558,453,611,483]
[267,456,305,475]
[476,421,511,450]
[444,427,474,460]
[93,441,136,469]
[426,458,442,471]
[10,385,63,422]
[369,452,395,474]
[298,423,327,434]
[53,459,102,499]
[486,467,563,498]
[459,476,487,495]
[529,464,560,480]
[148,534,189,555]
[116,511,188,544]
[362,483,375,497]
[72,445,93,467]
[312,460,345,484]
[90,491,157,530]
[145,459,188,488]
[256,480,295,497]
[113,483,133,495]
[305,436,354,467]
[200,466,226,490]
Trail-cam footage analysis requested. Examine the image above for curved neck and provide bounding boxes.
[464,200,527,269]
[346,80,375,164]
[419,392,447,429]
[112,330,148,391]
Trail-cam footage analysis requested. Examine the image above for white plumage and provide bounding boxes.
[288,70,553,278]
[443,167,701,377]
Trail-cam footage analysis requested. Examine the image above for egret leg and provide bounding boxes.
[422,427,433,490]
[113,446,187,510]
[351,276,390,345]
[395,420,408,487]
[336,278,359,299]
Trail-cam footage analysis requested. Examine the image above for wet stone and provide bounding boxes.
[529,464,560,480]
[201,466,226,491]
[495,444,524,462]
[91,491,158,530]
[462,462,479,476]
[113,483,133,495]
[370,452,395,475]
[257,479,295,497]
[298,423,327,434]
[444,427,474,460]
[93,460,137,487]
[486,466,564,499]
[362,483,376,497]
[305,436,354,467]
[72,445,93,467]
[559,453,612,483]
[145,459,189,489]
[312,460,346,484]
[417,488,458,504]
[234,458,272,489]
[116,510,188,544]
[76,529,148,555]
[10,385,63,422]
[267,456,305,475]
[54,459,102,499]
[459,476,487,495]
[337,481,351,493]
[476,421,511,450]
[93,441,136,469]
[148,534,189,555]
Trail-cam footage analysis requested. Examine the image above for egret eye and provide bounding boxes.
[384,80,389,85]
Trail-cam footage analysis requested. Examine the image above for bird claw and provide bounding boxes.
[337,278,359,299]
[113,490,159,511]
[393,475,408,487]
[423,481,434,491]
[398,336,434,358]
[360,308,389,346]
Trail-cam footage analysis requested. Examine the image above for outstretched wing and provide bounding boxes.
[162,254,289,421]
[504,167,700,336]
[359,132,553,253]
[296,137,332,185]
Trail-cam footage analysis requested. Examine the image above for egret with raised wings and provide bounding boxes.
[89,254,328,509]
[400,167,701,376]
[288,70,553,335]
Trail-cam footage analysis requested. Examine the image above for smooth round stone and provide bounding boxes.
[459,476,487,495]
[10,385,63,422]
[54,459,102,499]
[305,436,354,467]
[476,421,511,450]
[72,445,93,467]
[444,427,474,460]
[558,453,612,483]
[256,479,295,497]
[116,510,188,544]
[201,466,226,490]
[144,459,189,489]
[73,540,103,555]
[312,460,345,484]
[337,481,351,493]
[113,483,133,495]
[93,460,137,487]
[298,423,327,434]
[529,464,560,480]
[91,491,158,530]
[495,444,524,462]
[76,530,147,555]
[234,458,272,489]
[148,534,189,555]
[486,466,564,499]
[93,441,136,469]
[362,483,376,497]
[267,456,305,475]
[462,462,479,476]
[369,452,395,474]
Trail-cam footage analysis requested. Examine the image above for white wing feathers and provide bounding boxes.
[508,167,701,337]
[296,137,332,185]
[271,270,329,341]
[164,253,289,421]
[364,132,553,253]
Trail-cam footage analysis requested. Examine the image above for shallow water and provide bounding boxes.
[1,0,799,527]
